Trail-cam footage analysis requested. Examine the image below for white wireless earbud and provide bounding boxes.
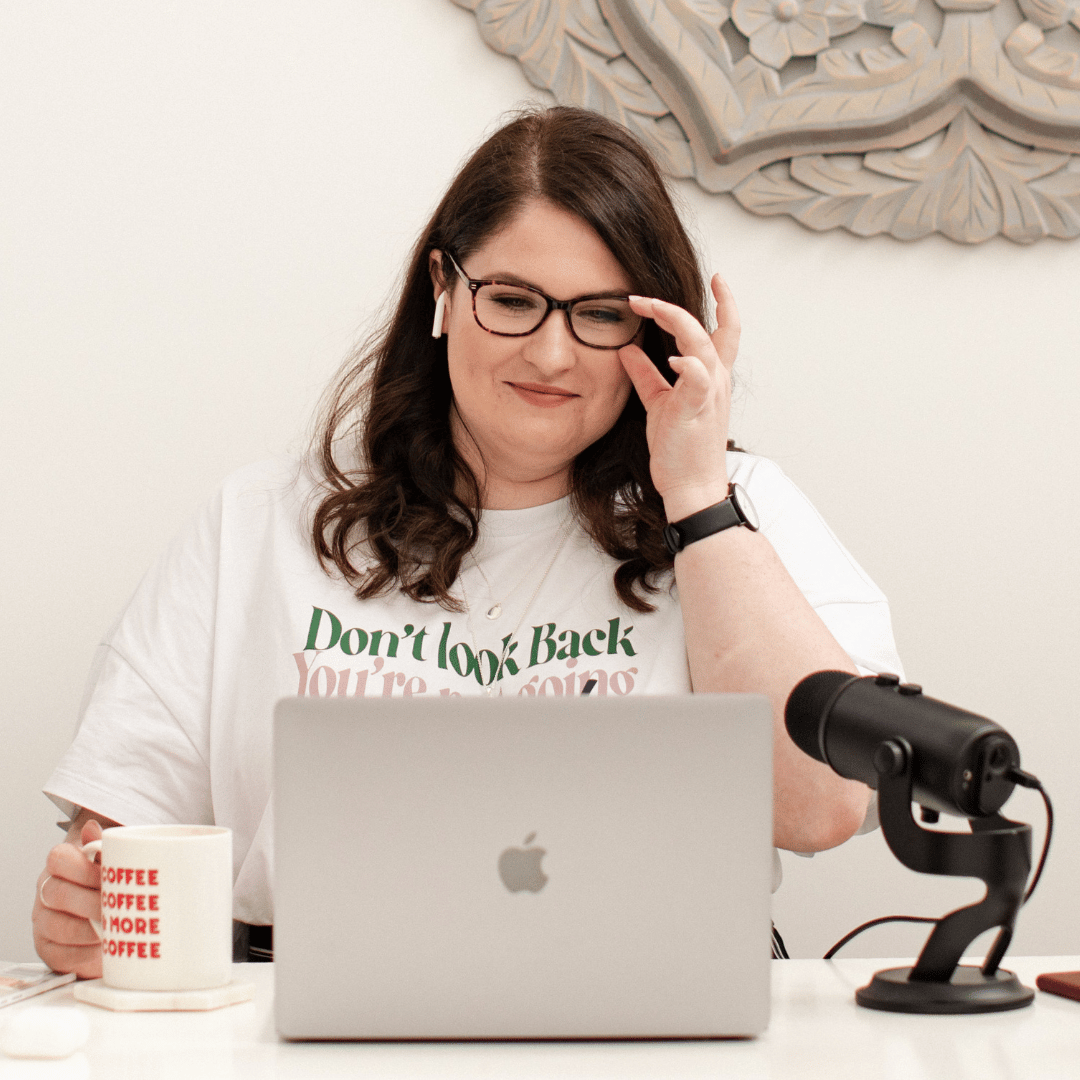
[431,291,448,339]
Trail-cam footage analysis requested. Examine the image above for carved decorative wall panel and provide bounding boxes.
[452,0,1080,243]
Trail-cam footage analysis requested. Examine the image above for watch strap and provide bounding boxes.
[663,488,749,555]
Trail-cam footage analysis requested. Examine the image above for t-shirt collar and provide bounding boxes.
[478,496,572,540]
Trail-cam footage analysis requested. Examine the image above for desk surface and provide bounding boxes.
[3,957,1078,1079]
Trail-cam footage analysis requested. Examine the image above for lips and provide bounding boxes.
[507,382,578,408]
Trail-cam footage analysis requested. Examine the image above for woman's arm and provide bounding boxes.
[621,280,871,853]
[666,516,869,851]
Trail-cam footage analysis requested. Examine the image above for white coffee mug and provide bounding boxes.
[81,825,233,992]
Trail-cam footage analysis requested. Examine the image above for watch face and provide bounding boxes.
[731,484,760,531]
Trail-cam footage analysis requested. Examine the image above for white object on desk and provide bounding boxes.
[0,1005,89,1058]
[73,976,255,1012]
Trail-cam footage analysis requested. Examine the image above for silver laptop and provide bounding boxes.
[273,694,773,1040]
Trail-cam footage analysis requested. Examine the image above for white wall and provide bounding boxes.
[2,0,1077,964]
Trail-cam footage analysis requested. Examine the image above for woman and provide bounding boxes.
[33,107,900,975]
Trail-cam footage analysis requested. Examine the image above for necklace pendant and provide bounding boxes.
[485,603,502,620]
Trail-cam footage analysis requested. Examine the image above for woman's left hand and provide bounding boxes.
[619,274,739,521]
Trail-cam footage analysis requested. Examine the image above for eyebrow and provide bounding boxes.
[476,270,632,300]
[477,269,536,288]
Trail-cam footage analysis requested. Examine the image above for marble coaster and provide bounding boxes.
[73,978,255,1012]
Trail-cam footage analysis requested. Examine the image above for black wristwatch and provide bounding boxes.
[662,483,759,555]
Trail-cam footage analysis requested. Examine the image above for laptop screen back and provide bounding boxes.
[273,693,773,1039]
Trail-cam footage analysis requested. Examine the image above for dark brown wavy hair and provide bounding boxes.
[312,105,722,613]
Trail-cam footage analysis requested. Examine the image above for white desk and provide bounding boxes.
[3,957,1078,1079]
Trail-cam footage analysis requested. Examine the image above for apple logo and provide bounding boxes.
[497,832,548,893]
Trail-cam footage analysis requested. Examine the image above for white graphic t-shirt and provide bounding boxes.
[45,452,903,923]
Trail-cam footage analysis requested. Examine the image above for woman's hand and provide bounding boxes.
[32,817,107,978]
[619,274,739,520]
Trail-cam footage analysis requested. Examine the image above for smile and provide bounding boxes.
[507,382,579,408]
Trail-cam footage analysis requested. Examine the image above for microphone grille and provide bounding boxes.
[785,670,858,762]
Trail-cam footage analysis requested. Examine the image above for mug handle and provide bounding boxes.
[79,840,104,940]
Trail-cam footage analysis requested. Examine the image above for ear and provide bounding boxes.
[428,250,451,338]
[429,249,448,296]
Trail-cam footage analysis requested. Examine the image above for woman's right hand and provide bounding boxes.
[32,815,113,978]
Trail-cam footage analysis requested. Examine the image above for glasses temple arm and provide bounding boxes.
[442,251,471,289]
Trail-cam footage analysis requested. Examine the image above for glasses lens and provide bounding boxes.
[474,284,547,335]
[570,298,641,348]
[473,284,642,347]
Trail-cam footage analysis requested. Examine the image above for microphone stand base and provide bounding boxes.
[855,966,1034,1014]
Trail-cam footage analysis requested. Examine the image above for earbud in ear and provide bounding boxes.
[431,292,448,339]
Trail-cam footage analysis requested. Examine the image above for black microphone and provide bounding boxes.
[785,671,1021,818]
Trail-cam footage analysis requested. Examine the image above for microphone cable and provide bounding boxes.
[1013,768,1053,905]
[823,768,1052,960]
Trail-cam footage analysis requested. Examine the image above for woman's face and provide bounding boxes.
[435,199,636,506]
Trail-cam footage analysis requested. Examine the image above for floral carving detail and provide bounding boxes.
[733,111,1080,242]
[454,0,1080,243]
[1018,0,1080,29]
[863,0,919,24]
[932,0,1000,11]
[1007,22,1080,87]
[731,0,863,68]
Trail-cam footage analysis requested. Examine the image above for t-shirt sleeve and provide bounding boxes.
[43,487,223,827]
[728,453,904,680]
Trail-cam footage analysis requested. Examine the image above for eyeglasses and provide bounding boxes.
[443,251,643,350]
